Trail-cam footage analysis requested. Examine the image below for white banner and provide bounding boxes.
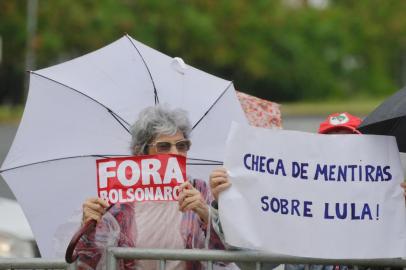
[220,122,406,259]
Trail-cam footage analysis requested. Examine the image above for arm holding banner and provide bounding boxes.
[209,167,232,246]
[210,167,232,202]
[178,181,209,224]
[186,177,229,250]
[75,203,136,270]
[82,198,110,224]
[209,168,280,270]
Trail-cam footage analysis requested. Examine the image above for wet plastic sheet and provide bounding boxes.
[63,180,240,270]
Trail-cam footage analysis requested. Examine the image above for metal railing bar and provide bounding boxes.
[2,248,406,270]
[0,258,67,269]
[108,248,406,268]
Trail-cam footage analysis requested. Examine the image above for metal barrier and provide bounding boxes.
[0,258,71,269]
[1,249,406,269]
[106,248,406,270]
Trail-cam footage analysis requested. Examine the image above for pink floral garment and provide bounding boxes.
[236,91,282,129]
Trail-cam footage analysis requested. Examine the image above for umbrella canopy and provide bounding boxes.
[358,86,406,152]
[0,35,247,258]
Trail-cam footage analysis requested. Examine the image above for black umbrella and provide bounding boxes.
[358,86,406,152]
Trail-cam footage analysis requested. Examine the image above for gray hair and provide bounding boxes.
[130,104,192,155]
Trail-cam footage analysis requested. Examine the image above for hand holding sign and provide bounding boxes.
[178,181,209,223]
[209,167,232,202]
[82,198,110,224]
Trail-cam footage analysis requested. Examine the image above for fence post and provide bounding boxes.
[256,262,262,270]
[159,259,166,270]
[66,261,77,270]
[107,248,117,270]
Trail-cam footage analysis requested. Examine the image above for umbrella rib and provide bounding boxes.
[108,110,130,134]
[125,34,160,105]
[30,72,131,131]
[0,154,130,173]
[187,157,223,164]
[187,162,224,165]
[191,82,233,130]
[0,156,222,173]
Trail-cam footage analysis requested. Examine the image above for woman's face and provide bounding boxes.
[147,131,190,157]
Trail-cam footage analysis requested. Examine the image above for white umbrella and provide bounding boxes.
[0,35,247,258]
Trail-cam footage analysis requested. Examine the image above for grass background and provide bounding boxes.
[280,98,383,117]
[0,106,24,124]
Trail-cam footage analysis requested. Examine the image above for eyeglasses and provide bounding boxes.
[148,139,191,153]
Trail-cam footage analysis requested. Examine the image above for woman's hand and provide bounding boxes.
[178,182,209,224]
[209,167,231,202]
[82,197,110,224]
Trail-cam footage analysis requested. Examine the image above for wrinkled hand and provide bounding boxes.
[178,182,208,224]
[82,197,110,224]
[209,167,231,202]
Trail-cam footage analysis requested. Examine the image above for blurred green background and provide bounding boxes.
[0,0,405,118]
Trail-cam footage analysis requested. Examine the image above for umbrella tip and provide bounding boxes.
[171,57,187,74]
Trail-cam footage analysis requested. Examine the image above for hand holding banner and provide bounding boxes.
[219,122,406,259]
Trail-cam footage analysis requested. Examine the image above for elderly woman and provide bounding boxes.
[76,105,231,270]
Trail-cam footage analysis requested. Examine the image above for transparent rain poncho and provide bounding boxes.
[63,179,238,270]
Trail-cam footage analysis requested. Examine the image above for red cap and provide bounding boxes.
[318,112,362,134]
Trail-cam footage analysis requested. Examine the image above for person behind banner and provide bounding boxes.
[318,112,361,135]
[316,112,405,270]
[75,105,237,270]
[317,112,406,199]
[209,112,406,270]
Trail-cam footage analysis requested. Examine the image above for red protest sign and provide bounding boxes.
[96,154,186,203]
